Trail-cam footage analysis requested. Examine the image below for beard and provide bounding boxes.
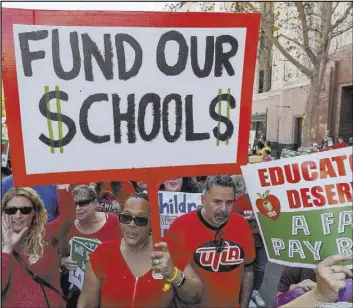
[213,211,229,224]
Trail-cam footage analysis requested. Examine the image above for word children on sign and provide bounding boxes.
[2,9,259,186]
[159,191,202,236]
[241,147,353,269]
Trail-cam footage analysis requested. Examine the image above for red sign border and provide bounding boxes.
[2,8,260,187]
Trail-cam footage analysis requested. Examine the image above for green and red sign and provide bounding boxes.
[242,147,352,269]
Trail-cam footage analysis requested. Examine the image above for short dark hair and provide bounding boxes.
[257,141,265,150]
[203,175,236,197]
[121,192,149,211]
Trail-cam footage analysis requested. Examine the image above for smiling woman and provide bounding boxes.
[1,186,76,308]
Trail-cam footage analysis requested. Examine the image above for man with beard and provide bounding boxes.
[166,175,255,308]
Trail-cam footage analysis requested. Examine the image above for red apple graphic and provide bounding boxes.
[1,143,5,153]
[255,190,280,221]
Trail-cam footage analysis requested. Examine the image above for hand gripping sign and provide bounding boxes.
[2,8,260,242]
[241,147,353,269]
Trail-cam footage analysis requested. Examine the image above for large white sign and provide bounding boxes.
[13,25,246,174]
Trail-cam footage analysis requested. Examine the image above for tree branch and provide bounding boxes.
[296,2,318,66]
[243,2,259,13]
[279,34,305,49]
[331,2,353,31]
[331,23,353,38]
[259,6,313,78]
[318,3,333,56]
[332,2,340,14]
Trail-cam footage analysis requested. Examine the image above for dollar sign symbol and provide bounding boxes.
[45,85,65,153]
[216,88,231,146]
[39,86,76,153]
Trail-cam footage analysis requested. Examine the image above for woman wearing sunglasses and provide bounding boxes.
[77,192,203,308]
[60,185,121,308]
[1,186,76,308]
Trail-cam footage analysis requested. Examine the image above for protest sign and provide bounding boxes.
[241,148,353,268]
[69,237,101,290]
[1,81,5,118]
[2,138,9,167]
[95,190,121,213]
[2,8,260,242]
[159,191,202,236]
[2,81,8,141]
[2,9,259,187]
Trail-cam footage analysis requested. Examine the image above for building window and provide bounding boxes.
[251,121,266,140]
[258,70,264,94]
[294,117,303,146]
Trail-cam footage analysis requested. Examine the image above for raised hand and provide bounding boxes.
[150,242,175,280]
[2,214,28,253]
[314,254,353,302]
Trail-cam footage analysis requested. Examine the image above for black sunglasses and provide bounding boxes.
[4,207,33,215]
[119,213,149,227]
[75,199,93,207]
[214,229,225,253]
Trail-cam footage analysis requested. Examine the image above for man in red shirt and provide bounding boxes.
[166,175,256,308]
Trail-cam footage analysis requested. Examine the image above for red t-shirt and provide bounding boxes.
[66,213,121,243]
[166,208,255,308]
[335,142,347,149]
[1,189,76,308]
[89,238,188,308]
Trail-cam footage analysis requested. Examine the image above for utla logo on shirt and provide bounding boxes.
[194,240,244,272]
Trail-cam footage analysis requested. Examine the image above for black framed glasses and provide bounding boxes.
[214,229,225,253]
[4,207,33,215]
[119,213,149,227]
[75,199,93,207]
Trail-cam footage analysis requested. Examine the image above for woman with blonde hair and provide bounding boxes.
[1,186,76,308]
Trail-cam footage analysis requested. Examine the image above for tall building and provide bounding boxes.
[168,2,353,152]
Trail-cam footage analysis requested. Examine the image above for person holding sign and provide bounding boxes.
[1,186,75,308]
[166,175,256,308]
[60,185,121,307]
[278,254,352,308]
[77,192,203,308]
